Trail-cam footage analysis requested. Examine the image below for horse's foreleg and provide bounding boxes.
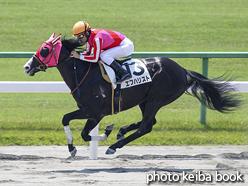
[91,124,114,141]
[63,125,77,157]
[82,119,114,142]
[62,107,95,157]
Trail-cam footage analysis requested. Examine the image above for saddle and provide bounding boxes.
[98,58,152,115]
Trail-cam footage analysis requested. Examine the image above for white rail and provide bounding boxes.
[0,81,247,93]
[0,81,70,93]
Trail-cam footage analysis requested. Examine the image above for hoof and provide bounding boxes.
[70,147,77,157]
[105,123,114,131]
[104,124,114,137]
[105,148,116,155]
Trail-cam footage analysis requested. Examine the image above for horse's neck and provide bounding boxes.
[56,58,90,91]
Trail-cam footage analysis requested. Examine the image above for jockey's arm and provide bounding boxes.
[79,38,103,63]
[81,43,91,55]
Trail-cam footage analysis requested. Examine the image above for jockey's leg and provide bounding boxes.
[100,38,134,83]
[110,60,132,83]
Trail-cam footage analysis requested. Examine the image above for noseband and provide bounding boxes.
[32,54,48,71]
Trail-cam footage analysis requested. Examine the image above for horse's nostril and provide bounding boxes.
[25,66,30,70]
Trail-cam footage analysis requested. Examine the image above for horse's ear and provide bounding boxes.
[49,33,55,40]
[52,33,61,45]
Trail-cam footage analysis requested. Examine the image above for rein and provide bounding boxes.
[33,37,91,96]
[35,53,92,96]
[71,61,91,95]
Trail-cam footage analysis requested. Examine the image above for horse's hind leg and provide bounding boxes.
[116,102,145,141]
[106,82,187,154]
[117,102,156,141]
[106,99,160,154]
[117,121,141,141]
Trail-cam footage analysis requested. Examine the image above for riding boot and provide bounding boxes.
[110,60,132,83]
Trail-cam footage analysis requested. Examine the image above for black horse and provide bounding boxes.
[23,34,241,156]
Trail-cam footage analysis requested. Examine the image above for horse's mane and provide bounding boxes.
[61,37,83,52]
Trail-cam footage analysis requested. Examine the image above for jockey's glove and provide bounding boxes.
[70,50,80,59]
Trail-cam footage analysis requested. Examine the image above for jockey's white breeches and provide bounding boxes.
[100,37,134,65]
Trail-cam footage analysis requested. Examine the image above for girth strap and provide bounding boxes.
[114,84,121,114]
[98,61,121,115]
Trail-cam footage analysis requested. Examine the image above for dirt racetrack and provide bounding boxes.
[0,145,248,186]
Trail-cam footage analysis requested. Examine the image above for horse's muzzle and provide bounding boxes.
[27,68,37,76]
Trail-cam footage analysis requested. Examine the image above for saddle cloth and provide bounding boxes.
[99,59,152,89]
[98,58,152,115]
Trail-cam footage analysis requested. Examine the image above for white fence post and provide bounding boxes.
[89,124,99,160]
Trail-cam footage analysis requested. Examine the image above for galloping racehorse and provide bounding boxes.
[23,33,241,156]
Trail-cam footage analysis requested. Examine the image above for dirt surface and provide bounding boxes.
[0,145,248,186]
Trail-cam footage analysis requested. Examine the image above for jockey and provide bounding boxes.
[70,21,133,83]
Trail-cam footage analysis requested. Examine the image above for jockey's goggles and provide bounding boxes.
[76,34,85,40]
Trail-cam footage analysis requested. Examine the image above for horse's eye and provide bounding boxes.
[40,47,49,57]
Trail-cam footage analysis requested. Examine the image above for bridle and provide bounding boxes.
[32,41,59,72]
[31,35,91,97]
[32,54,48,72]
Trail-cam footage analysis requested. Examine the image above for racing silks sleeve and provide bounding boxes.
[80,38,103,63]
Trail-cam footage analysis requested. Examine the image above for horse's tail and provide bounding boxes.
[185,70,242,113]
